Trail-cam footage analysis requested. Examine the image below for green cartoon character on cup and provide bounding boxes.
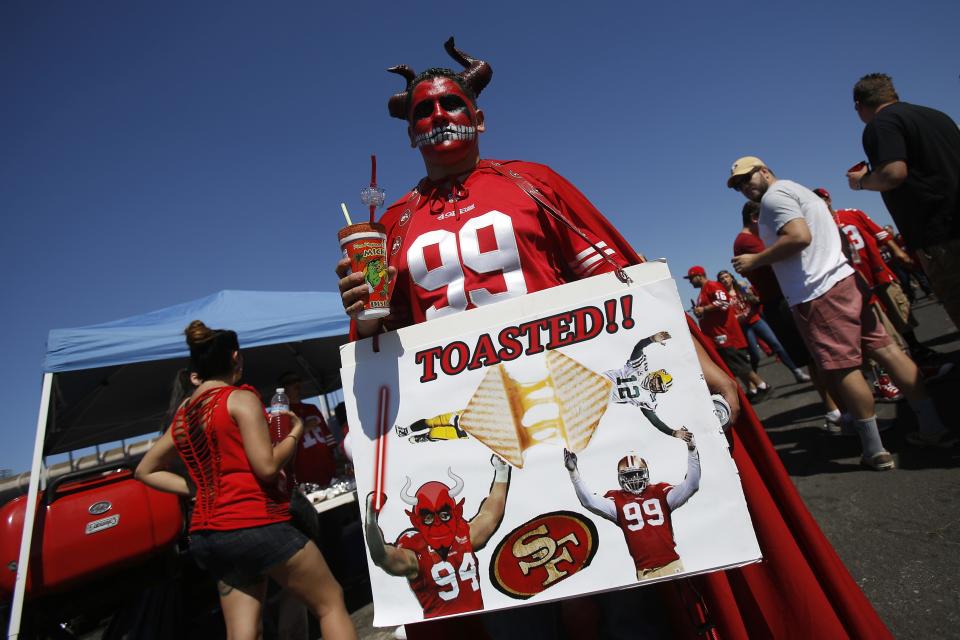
[360,256,389,295]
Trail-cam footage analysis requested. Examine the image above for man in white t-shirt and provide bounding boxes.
[728,157,955,468]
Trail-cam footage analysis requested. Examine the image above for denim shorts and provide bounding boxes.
[189,521,309,588]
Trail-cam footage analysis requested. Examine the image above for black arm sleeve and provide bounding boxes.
[628,337,654,363]
[640,407,674,436]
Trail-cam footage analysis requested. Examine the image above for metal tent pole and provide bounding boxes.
[7,373,54,639]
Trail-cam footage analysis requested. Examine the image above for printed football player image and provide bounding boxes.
[396,411,468,443]
[364,455,511,618]
[602,331,693,444]
[563,434,700,580]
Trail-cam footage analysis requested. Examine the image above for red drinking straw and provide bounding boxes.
[372,384,390,513]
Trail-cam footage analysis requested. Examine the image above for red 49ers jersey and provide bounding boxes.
[604,484,680,571]
[291,402,336,487]
[696,281,747,349]
[834,209,897,288]
[727,287,761,326]
[395,527,483,618]
[380,160,632,330]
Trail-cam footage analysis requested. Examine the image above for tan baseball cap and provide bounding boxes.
[727,156,767,188]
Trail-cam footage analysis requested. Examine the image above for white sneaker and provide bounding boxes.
[793,368,812,383]
[393,627,408,640]
[860,451,895,471]
[822,413,842,435]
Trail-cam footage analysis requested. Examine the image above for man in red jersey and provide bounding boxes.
[363,456,509,619]
[563,433,699,580]
[337,37,893,640]
[334,39,740,426]
[881,224,933,301]
[812,189,944,364]
[278,372,338,488]
[687,266,771,400]
[337,38,740,639]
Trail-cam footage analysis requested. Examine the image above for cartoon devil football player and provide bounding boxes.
[364,455,511,618]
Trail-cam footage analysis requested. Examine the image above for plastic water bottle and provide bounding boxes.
[269,388,291,444]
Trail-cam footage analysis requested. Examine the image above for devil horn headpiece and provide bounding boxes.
[386,36,493,120]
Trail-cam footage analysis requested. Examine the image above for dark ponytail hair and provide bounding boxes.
[185,320,239,380]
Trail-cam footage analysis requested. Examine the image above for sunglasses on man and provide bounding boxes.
[730,167,761,191]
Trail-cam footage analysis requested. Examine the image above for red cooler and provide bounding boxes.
[0,465,183,600]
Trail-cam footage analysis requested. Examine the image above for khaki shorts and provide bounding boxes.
[872,303,907,352]
[792,275,892,370]
[875,280,916,334]
[917,237,960,330]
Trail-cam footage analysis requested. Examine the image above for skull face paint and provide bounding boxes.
[407,76,484,168]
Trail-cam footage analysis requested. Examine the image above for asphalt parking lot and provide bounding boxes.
[751,295,960,640]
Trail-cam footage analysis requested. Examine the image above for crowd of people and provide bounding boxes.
[128,35,956,639]
[718,72,958,471]
[691,157,955,456]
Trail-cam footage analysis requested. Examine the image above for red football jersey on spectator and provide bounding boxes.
[381,160,631,330]
[696,281,747,349]
[395,527,483,619]
[728,286,761,326]
[292,402,337,487]
[733,232,784,305]
[833,209,896,287]
[605,484,680,571]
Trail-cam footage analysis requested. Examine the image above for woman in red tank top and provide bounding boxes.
[136,321,357,640]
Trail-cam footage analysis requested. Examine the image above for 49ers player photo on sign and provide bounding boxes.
[564,436,700,580]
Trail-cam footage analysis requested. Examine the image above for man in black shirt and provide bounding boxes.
[847,73,960,330]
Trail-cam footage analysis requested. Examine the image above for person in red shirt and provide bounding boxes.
[278,372,338,488]
[882,225,933,301]
[687,266,771,400]
[813,189,943,363]
[336,37,892,640]
[717,269,810,382]
[135,321,357,640]
[334,40,740,423]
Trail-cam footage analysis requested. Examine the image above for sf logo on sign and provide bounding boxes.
[490,512,599,599]
[513,524,581,587]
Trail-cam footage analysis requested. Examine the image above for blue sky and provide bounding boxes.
[2,1,958,473]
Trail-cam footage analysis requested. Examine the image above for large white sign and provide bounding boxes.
[340,262,761,627]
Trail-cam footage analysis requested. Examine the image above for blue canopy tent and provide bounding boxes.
[41,289,351,454]
[9,290,351,637]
